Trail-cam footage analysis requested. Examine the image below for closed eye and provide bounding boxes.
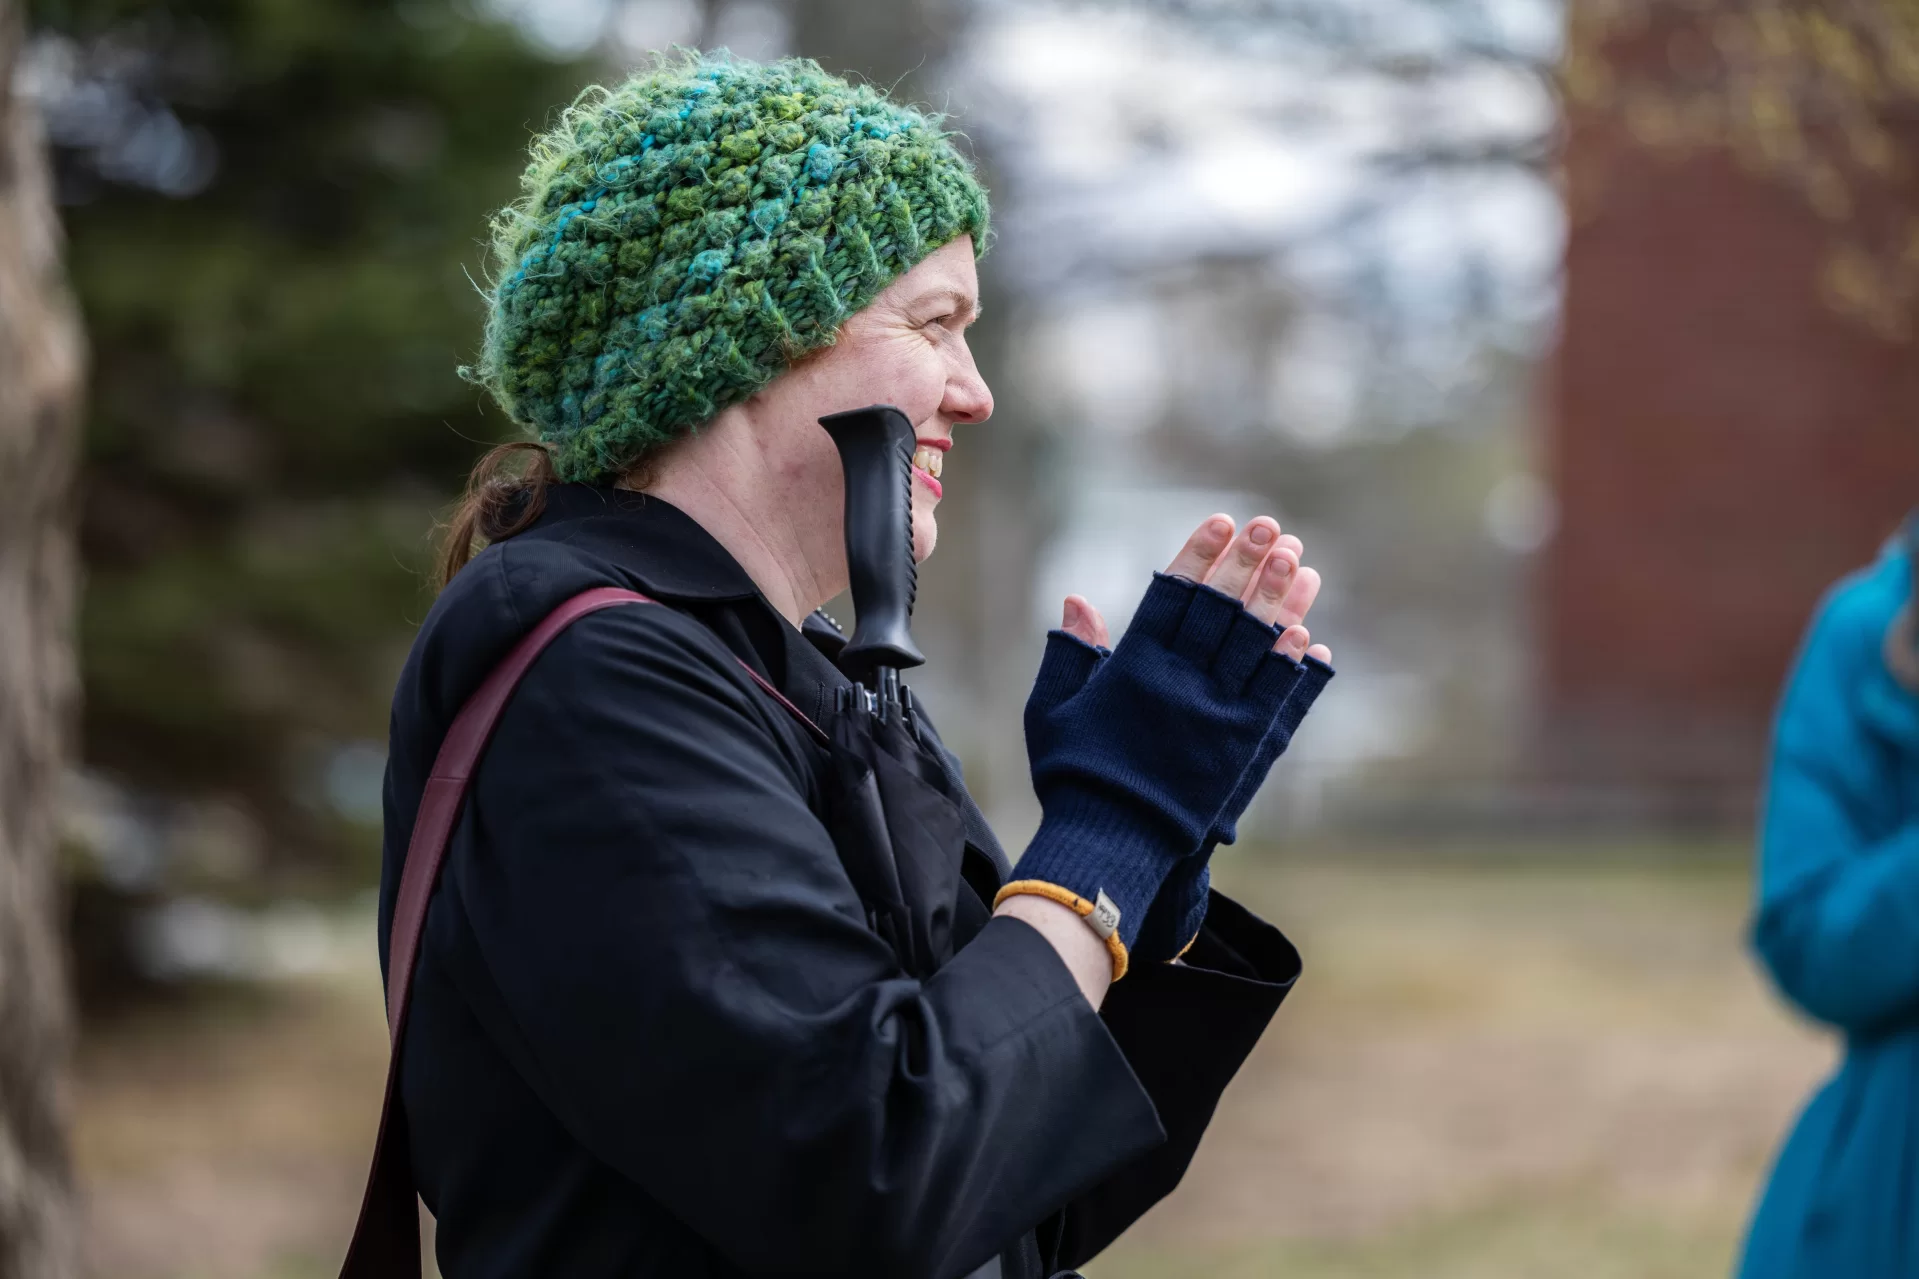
[901,284,982,332]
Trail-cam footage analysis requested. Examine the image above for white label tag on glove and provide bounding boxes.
[1088,890,1120,940]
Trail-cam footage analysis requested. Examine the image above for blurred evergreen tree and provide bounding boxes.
[26,0,590,885]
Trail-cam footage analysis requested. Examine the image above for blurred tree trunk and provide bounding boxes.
[0,2,84,1276]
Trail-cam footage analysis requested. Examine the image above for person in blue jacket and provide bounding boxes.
[1740,518,1919,1278]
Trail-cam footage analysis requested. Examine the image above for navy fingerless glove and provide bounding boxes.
[1002,574,1302,978]
[1208,651,1336,849]
[1130,653,1336,964]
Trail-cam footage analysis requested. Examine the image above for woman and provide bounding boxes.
[370,56,1335,1279]
[1740,517,1919,1277]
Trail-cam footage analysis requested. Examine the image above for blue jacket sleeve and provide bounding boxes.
[436,605,1165,1278]
[1752,567,1919,1034]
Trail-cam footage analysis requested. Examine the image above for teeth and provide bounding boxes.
[912,446,943,479]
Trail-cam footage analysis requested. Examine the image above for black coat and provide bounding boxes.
[379,485,1301,1279]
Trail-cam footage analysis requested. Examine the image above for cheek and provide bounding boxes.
[853,334,948,421]
[904,354,949,420]
[783,420,846,523]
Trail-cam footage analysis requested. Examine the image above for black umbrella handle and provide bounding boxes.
[820,405,926,698]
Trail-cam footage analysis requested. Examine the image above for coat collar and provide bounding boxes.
[517,484,764,603]
[518,484,859,722]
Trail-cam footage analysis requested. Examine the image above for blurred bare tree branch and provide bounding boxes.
[0,0,82,1270]
[1117,0,1564,168]
[1011,0,1919,339]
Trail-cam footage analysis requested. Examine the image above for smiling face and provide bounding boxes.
[755,236,993,564]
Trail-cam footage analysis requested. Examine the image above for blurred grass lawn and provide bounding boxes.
[1089,848,1832,1279]
[70,847,1833,1279]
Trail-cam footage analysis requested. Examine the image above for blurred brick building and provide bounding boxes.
[1542,71,1919,823]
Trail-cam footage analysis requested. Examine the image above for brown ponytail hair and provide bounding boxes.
[437,441,557,589]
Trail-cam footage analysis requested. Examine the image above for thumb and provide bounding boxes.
[1029,631,1106,711]
[1060,594,1110,648]
[1027,611,1109,724]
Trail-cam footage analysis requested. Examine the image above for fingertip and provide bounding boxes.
[1086,606,1111,648]
[1273,563,1320,624]
[1276,624,1310,657]
[1193,516,1234,557]
[1061,594,1108,647]
[1167,515,1238,579]
[1307,643,1332,664]
[1242,546,1299,614]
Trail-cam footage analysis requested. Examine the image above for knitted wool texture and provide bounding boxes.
[466,55,991,483]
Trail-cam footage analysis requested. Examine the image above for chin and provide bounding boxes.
[911,510,937,563]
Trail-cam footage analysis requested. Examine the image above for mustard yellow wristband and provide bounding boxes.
[994,879,1131,981]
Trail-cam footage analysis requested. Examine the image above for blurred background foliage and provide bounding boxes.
[28,0,593,991]
[1566,0,1919,338]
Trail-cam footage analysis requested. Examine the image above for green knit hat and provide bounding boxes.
[466,54,991,483]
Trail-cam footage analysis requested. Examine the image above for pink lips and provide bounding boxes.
[913,438,947,500]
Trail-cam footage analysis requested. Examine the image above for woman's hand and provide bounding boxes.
[1037,514,1338,972]
[1005,522,1323,988]
[1057,514,1332,665]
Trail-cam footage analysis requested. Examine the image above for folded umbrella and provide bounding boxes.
[817,405,968,980]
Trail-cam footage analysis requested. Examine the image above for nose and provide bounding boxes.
[943,340,994,426]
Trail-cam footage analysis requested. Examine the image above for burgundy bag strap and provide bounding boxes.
[341,586,824,1278]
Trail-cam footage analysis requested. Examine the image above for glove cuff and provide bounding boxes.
[993,879,1133,981]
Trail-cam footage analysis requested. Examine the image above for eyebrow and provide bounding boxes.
[909,287,982,322]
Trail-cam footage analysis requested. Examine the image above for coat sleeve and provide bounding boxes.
[435,605,1166,1279]
[1039,891,1301,1270]
[1752,575,1919,1035]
